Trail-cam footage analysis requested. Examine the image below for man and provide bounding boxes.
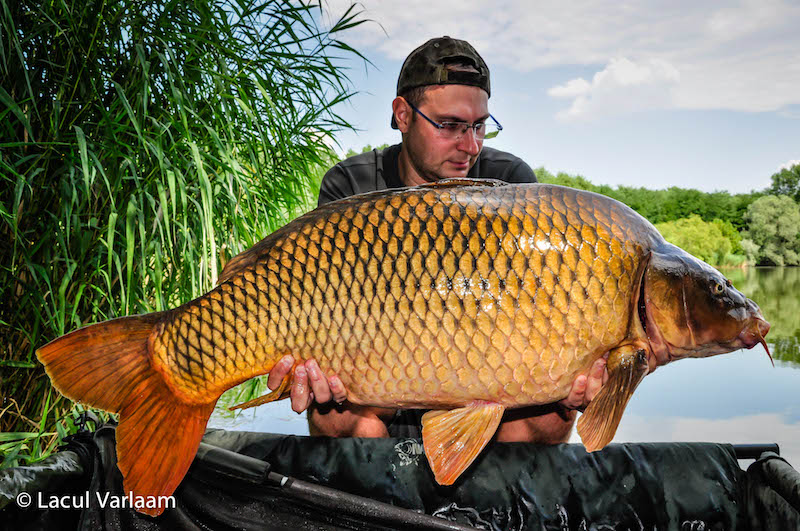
[318,36,536,202]
[268,36,607,442]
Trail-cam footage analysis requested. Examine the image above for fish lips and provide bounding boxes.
[737,311,773,365]
[737,314,771,349]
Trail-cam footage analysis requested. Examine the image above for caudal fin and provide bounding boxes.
[37,315,215,517]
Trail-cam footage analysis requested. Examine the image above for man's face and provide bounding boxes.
[397,85,489,185]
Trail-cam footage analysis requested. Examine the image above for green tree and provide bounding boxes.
[344,143,391,159]
[655,215,733,265]
[740,239,761,264]
[768,164,800,203]
[535,167,760,230]
[743,195,800,265]
[1,0,366,463]
[713,219,743,254]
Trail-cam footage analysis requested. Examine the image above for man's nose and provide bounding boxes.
[456,128,481,155]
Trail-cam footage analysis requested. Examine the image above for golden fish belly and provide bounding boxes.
[150,184,655,408]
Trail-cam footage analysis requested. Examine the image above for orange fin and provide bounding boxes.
[229,371,293,411]
[576,347,649,452]
[417,177,508,189]
[37,315,163,411]
[116,375,214,516]
[37,315,215,517]
[421,402,505,485]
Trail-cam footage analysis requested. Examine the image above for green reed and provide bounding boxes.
[0,0,366,466]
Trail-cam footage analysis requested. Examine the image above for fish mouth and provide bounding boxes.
[737,313,772,365]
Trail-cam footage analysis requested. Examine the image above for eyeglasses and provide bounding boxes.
[407,102,503,140]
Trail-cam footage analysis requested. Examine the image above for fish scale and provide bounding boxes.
[150,184,652,408]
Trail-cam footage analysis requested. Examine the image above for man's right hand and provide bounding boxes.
[267,355,347,413]
[266,355,393,437]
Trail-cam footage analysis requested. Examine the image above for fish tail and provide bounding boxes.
[37,314,215,517]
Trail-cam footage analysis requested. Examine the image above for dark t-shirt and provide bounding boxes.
[317,143,538,436]
[318,143,537,206]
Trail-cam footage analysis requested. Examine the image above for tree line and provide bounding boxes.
[535,165,800,267]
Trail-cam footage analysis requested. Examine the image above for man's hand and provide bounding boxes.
[267,355,346,413]
[558,357,608,411]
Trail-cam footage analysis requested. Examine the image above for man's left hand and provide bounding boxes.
[558,357,608,411]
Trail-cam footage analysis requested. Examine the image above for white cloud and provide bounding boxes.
[548,57,680,121]
[547,78,591,99]
[779,160,800,171]
[321,0,800,117]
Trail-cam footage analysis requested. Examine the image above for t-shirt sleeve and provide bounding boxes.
[318,164,357,206]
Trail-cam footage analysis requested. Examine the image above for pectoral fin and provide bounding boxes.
[421,402,505,485]
[229,372,293,411]
[576,347,649,452]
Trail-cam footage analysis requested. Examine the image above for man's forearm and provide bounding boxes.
[308,404,396,437]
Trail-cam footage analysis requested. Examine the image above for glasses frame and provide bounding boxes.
[406,102,503,140]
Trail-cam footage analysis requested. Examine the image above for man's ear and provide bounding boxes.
[392,97,412,133]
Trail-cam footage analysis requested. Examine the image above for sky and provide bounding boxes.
[319,0,800,194]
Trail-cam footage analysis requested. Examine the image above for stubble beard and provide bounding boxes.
[406,142,442,184]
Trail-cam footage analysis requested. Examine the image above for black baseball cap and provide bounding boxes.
[391,36,490,129]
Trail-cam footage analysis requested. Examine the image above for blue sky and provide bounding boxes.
[322,0,800,194]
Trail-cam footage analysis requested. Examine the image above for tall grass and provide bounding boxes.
[0,0,366,465]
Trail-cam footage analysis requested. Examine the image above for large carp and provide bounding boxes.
[38,180,770,516]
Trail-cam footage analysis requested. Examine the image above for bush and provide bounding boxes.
[655,215,737,265]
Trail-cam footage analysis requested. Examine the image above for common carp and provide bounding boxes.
[38,179,770,516]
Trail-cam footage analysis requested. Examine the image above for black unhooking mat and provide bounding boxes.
[2,423,799,530]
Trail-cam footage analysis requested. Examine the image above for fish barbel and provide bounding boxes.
[37,179,770,515]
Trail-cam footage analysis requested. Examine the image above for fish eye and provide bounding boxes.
[713,282,725,295]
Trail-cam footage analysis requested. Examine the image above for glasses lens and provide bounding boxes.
[438,122,499,140]
[481,123,499,140]
[437,123,464,139]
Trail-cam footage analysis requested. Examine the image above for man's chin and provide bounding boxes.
[441,169,471,180]
[420,166,470,183]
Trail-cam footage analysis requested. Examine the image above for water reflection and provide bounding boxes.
[575,346,800,467]
[609,266,800,466]
[725,267,800,366]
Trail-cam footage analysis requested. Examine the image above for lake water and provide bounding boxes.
[208,267,800,467]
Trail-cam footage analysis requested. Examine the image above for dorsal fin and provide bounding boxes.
[217,246,261,285]
[416,177,508,189]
